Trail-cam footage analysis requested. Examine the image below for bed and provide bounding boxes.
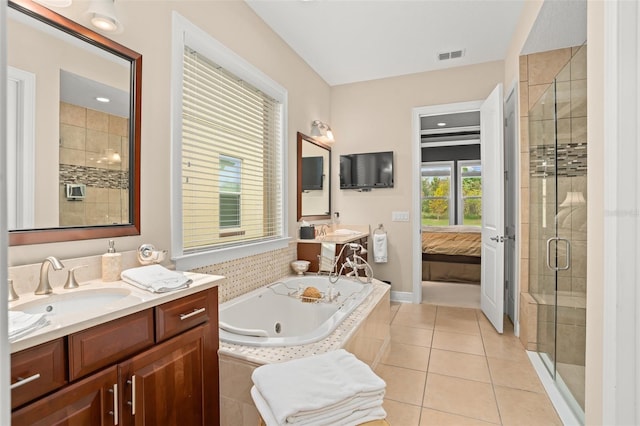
[421,225,482,283]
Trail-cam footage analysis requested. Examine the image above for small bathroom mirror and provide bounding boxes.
[297,132,331,221]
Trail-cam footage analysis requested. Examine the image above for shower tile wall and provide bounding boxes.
[58,101,129,226]
[518,45,587,354]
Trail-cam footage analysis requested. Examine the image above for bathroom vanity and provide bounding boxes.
[9,274,222,426]
[297,226,369,273]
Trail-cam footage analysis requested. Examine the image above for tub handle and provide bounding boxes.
[180,307,206,321]
[219,321,269,337]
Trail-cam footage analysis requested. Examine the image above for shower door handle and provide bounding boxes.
[546,237,571,271]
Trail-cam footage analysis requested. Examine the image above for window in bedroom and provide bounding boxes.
[458,160,482,226]
[421,162,454,226]
[172,14,288,270]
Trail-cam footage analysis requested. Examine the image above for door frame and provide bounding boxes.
[504,81,520,334]
[411,100,484,304]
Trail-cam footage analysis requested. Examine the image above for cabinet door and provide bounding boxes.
[12,366,118,426]
[119,326,206,426]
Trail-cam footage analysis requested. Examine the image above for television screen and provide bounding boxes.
[340,151,394,190]
[301,156,324,190]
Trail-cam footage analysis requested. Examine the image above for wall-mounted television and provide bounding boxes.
[301,156,324,190]
[340,151,394,190]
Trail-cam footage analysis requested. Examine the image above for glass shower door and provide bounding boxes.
[528,46,587,421]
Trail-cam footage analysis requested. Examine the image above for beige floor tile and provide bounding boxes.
[391,324,433,347]
[487,356,545,393]
[384,399,421,426]
[423,373,500,424]
[419,408,498,425]
[393,305,437,329]
[481,332,530,362]
[375,364,426,406]
[494,385,562,426]
[437,306,479,322]
[428,349,491,383]
[432,330,485,356]
[434,315,481,335]
[381,341,431,371]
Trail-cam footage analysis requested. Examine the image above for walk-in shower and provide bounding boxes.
[528,45,587,422]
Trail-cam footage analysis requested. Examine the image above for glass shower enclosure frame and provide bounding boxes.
[528,45,587,422]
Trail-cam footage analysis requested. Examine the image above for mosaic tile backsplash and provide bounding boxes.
[190,242,298,303]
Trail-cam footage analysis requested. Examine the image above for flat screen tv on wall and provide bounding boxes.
[301,156,324,190]
[339,151,394,190]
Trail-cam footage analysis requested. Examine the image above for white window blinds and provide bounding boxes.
[181,47,283,253]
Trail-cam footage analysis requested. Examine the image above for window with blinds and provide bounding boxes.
[181,47,283,253]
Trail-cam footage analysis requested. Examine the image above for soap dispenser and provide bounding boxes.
[102,240,122,282]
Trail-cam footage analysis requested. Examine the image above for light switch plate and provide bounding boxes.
[392,211,409,222]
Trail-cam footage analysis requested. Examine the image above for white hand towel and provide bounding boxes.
[319,242,336,272]
[8,311,49,342]
[373,233,388,263]
[251,349,386,425]
[252,386,386,426]
[121,265,191,293]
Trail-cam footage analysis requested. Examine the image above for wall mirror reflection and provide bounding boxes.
[297,132,331,221]
[7,0,141,245]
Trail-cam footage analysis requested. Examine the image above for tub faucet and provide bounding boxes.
[35,256,65,295]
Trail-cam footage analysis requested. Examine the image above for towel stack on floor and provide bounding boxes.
[251,349,386,426]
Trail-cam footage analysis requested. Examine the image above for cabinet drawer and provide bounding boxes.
[11,338,67,409]
[156,290,212,342]
[68,309,154,381]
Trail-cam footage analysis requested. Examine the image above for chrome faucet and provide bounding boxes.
[35,256,65,295]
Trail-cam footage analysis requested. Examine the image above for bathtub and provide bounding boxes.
[219,276,373,347]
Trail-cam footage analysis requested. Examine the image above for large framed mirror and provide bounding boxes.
[297,132,331,221]
[7,0,141,245]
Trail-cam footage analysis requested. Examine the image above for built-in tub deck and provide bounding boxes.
[218,278,391,425]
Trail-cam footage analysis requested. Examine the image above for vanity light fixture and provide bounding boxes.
[96,96,110,103]
[86,0,123,33]
[310,120,334,142]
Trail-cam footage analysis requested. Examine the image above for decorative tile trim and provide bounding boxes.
[529,142,588,177]
[59,164,129,189]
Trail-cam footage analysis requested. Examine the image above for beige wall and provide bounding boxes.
[8,0,331,265]
[330,61,504,293]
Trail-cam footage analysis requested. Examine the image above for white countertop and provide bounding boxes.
[297,230,369,244]
[9,272,223,354]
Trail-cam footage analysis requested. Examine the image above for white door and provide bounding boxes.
[480,84,505,333]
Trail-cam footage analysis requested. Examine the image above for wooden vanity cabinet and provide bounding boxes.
[297,237,369,273]
[11,286,219,426]
[12,366,118,426]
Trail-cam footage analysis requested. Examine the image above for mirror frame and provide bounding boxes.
[8,0,142,246]
[297,132,331,221]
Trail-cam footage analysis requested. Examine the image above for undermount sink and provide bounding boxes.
[11,287,137,317]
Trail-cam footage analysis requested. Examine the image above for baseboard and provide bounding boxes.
[390,291,413,303]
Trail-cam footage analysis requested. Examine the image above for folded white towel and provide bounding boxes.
[319,242,336,272]
[251,386,386,426]
[251,349,386,425]
[373,233,388,263]
[121,265,191,293]
[8,311,49,342]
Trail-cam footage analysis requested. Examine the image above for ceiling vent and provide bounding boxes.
[438,49,465,61]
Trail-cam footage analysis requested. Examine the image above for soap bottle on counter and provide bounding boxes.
[102,240,122,282]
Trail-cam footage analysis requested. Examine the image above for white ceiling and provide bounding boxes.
[246,0,527,86]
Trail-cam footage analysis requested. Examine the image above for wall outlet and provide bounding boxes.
[391,211,409,222]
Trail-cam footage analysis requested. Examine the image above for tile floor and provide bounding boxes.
[376,302,562,425]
